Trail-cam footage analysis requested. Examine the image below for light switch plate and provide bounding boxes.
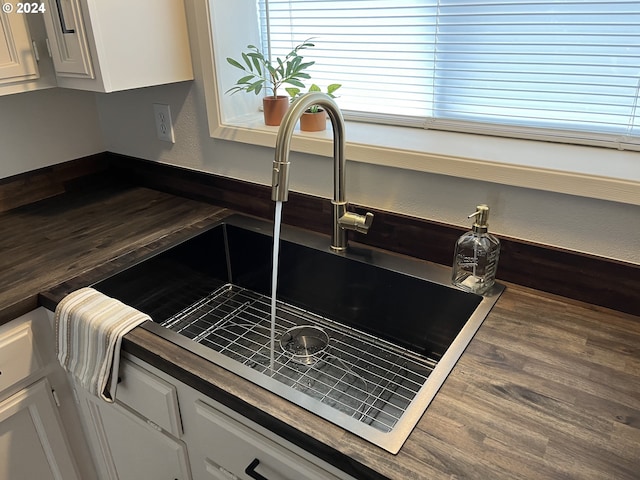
[153,103,175,143]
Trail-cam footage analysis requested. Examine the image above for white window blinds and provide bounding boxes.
[259,0,640,150]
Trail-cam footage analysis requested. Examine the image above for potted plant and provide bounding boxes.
[226,40,315,126]
[286,83,342,132]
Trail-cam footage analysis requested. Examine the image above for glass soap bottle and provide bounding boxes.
[452,204,500,295]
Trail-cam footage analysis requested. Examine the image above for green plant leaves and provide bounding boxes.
[226,57,245,71]
[285,87,301,98]
[285,78,306,88]
[237,75,255,85]
[327,84,342,96]
[246,80,264,95]
[242,52,252,70]
[226,38,337,98]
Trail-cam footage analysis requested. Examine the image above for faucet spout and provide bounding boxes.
[271,92,374,251]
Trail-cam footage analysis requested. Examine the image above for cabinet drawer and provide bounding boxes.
[194,400,341,480]
[116,359,182,436]
[0,321,42,393]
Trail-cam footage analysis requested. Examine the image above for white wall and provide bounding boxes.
[0,88,103,178]
[95,80,640,265]
[92,0,639,266]
[1,0,629,265]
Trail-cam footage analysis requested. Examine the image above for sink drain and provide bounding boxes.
[280,325,329,365]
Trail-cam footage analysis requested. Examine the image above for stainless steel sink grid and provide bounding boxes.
[161,283,436,434]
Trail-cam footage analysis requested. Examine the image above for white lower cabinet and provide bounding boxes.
[77,391,191,480]
[0,379,80,480]
[72,356,192,480]
[0,308,95,480]
[37,306,353,480]
[124,356,354,480]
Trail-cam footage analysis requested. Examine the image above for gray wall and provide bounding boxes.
[95,81,640,265]
[0,88,103,178]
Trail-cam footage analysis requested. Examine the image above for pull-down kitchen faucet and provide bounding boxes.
[271,92,374,251]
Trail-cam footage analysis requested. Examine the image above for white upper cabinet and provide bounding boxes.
[0,8,39,84]
[0,5,56,95]
[42,0,193,92]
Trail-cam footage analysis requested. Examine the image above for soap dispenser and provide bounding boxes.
[452,204,500,295]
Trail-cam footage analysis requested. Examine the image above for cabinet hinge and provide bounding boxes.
[206,460,238,480]
[51,388,61,407]
[146,419,162,432]
[218,465,238,480]
[32,41,40,61]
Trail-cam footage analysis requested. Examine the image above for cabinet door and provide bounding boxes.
[40,0,192,92]
[0,6,39,85]
[0,379,80,480]
[0,316,42,394]
[81,393,191,480]
[41,0,93,78]
[116,358,183,437]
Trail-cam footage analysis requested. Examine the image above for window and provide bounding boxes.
[259,0,640,150]
[202,0,639,206]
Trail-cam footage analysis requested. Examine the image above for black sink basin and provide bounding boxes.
[94,214,503,453]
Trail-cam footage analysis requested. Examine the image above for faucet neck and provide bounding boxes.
[271,92,372,252]
[272,93,345,204]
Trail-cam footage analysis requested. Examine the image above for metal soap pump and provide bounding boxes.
[452,204,500,295]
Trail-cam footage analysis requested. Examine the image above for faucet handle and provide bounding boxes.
[339,211,374,234]
[360,212,375,233]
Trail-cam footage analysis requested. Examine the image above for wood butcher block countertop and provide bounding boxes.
[1,183,638,479]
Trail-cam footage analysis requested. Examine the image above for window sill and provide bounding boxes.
[212,114,640,206]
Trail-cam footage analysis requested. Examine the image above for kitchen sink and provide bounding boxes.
[93,214,503,454]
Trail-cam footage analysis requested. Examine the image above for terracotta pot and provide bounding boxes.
[300,109,327,132]
[263,96,289,126]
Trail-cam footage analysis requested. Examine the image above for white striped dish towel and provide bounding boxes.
[55,287,150,402]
